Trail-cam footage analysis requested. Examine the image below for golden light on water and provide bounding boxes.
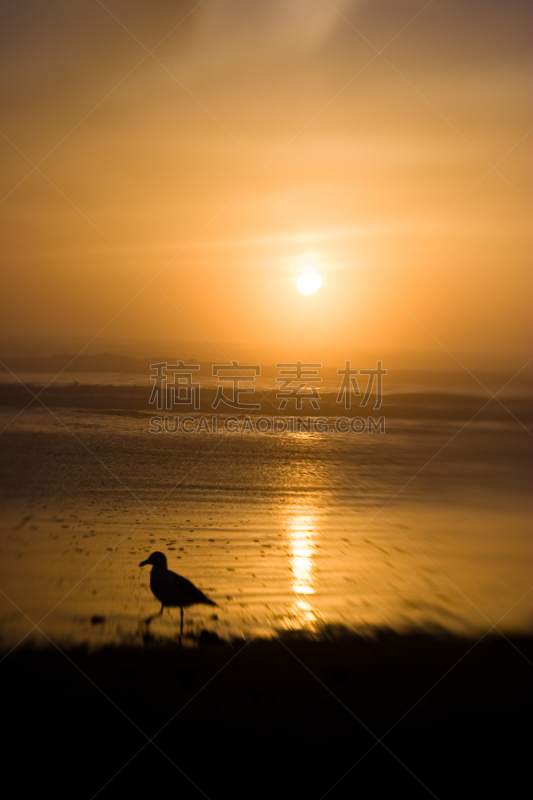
[290,523,315,594]
[283,502,321,630]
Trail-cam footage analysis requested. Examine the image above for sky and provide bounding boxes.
[0,0,531,378]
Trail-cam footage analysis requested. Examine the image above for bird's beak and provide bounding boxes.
[139,559,149,567]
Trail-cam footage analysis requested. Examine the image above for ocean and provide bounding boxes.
[0,373,531,648]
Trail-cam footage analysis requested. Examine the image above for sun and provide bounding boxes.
[297,272,322,295]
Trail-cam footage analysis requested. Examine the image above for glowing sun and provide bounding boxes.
[297,272,322,295]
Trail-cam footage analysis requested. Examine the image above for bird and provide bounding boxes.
[139,551,216,635]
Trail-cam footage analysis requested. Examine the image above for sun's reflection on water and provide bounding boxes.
[281,499,322,631]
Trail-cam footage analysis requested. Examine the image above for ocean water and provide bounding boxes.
[0,390,531,648]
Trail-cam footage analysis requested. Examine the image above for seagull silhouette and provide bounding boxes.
[139,551,216,634]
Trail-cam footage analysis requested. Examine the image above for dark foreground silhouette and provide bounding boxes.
[2,630,530,799]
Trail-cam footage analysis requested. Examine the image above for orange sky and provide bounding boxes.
[0,0,531,375]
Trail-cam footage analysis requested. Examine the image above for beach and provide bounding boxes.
[0,385,531,648]
[0,381,531,796]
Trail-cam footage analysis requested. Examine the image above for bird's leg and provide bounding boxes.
[144,603,165,625]
[180,606,184,636]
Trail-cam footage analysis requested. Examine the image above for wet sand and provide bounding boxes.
[3,631,531,798]
[0,402,531,647]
